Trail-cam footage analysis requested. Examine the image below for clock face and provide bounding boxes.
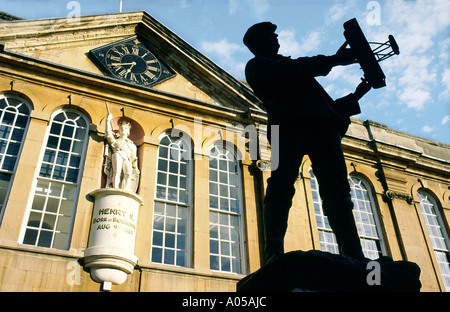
[90,37,175,87]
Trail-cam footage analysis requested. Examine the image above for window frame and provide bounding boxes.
[417,189,450,292]
[349,175,387,259]
[309,169,340,254]
[19,108,90,250]
[208,143,246,275]
[150,132,194,268]
[0,94,32,224]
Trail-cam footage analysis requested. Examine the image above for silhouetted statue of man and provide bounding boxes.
[243,22,371,263]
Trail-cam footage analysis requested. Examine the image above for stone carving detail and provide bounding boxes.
[385,190,414,205]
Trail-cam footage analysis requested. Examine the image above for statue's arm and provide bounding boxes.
[105,113,115,144]
[294,42,357,78]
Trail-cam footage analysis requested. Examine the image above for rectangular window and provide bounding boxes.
[152,202,189,266]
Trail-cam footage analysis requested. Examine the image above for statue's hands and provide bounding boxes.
[333,41,357,66]
[354,78,371,100]
[106,113,113,122]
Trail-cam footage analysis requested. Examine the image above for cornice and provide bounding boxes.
[0,13,141,51]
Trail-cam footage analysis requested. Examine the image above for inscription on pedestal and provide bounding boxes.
[93,208,136,235]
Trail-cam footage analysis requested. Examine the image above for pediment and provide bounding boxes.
[0,11,263,112]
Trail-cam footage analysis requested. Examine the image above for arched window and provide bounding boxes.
[309,170,385,259]
[349,176,385,259]
[151,132,192,267]
[21,109,89,250]
[418,190,450,291]
[0,95,31,223]
[208,144,245,274]
[309,170,339,254]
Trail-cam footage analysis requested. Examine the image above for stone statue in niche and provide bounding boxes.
[84,104,143,290]
[104,108,140,193]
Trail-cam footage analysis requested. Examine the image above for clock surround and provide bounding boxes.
[90,36,176,87]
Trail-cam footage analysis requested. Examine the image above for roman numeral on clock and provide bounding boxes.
[144,70,156,80]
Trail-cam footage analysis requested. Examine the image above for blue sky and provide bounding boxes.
[2,0,449,144]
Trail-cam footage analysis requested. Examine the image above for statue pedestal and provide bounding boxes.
[83,188,143,289]
[237,250,421,292]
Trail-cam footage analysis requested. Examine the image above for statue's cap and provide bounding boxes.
[243,22,277,48]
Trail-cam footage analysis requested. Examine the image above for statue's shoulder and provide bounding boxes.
[126,138,137,148]
[247,55,291,71]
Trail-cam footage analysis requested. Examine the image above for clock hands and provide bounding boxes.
[111,62,137,79]
[111,62,136,67]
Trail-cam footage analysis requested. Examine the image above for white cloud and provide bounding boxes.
[299,31,322,55]
[278,30,300,56]
[200,39,246,77]
[326,0,359,24]
[398,87,431,111]
[278,30,322,56]
[387,0,450,35]
[442,115,450,125]
[392,55,436,110]
[318,64,362,99]
[200,39,243,61]
[440,68,450,100]
[228,0,270,19]
[394,118,404,125]
[397,57,436,86]
[439,38,450,63]
[373,0,450,111]
[228,0,239,15]
[327,65,361,84]
[327,3,346,23]
[422,125,435,133]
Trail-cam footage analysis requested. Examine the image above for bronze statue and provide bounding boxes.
[243,22,371,263]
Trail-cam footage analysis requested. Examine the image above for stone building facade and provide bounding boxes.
[0,11,448,292]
